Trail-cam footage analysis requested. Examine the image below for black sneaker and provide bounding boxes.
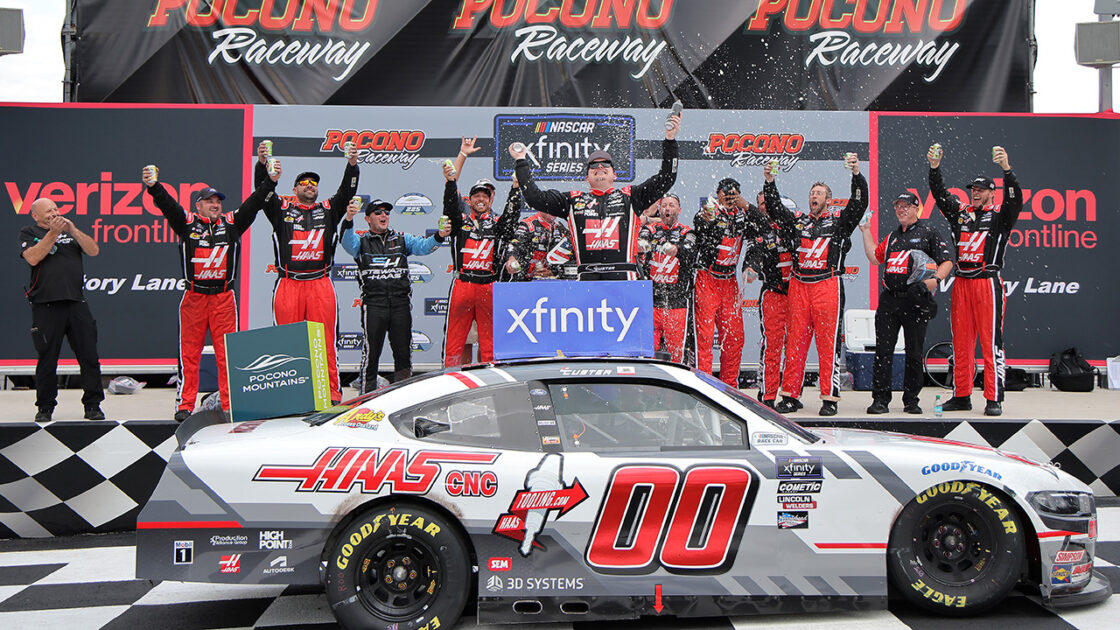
[35,408,53,423]
[866,400,889,414]
[775,396,801,414]
[940,396,972,411]
[819,401,838,416]
[984,400,1003,416]
[761,399,776,409]
[84,406,106,420]
[904,403,923,415]
[174,409,192,423]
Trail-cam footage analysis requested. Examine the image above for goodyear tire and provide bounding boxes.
[325,504,470,630]
[888,481,1024,615]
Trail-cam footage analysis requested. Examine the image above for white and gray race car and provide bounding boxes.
[137,358,1109,630]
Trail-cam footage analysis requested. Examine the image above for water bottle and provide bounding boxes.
[934,394,943,418]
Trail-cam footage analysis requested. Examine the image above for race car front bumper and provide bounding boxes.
[1044,570,1113,608]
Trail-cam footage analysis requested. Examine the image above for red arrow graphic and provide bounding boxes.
[654,584,664,613]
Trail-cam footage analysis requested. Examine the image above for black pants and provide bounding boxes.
[30,300,104,410]
[872,290,935,405]
[359,302,413,394]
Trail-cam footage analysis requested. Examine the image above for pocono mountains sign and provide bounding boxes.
[75,0,1031,111]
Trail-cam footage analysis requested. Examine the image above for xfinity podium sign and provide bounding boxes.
[494,281,653,360]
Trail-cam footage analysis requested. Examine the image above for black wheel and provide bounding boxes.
[888,481,1024,615]
[923,341,955,390]
[325,503,470,630]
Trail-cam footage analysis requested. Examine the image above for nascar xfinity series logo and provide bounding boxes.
[494,114,635,181]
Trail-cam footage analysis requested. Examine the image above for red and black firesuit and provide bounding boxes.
[442,182,520,367]
[741,205,796,404]
[930,168,1022,403]
[692,199,755,386]
[514,140,678,281]
[254,161,359,402]
[506,204,573,282]
[146,183,266,413]
[638,220,697,362]
[766,172,868,404]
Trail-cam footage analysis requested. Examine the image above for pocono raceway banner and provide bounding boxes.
[72,0,1032,112]
[3,104,1117,372]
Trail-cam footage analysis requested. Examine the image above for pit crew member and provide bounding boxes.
[638,194,696,362]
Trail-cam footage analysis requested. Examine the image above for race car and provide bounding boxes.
[136,358,1109,630]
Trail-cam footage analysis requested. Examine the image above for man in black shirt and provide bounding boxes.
[19,199,105,422]
[858,192,953,414]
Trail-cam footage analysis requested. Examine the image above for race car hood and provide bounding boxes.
[180,415,313,448]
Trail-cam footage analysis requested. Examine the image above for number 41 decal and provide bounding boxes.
[586,464,756,575]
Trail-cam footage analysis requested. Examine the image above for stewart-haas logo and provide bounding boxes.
[705,132,805,171]
[744,1,966,83]
[321,130,425,169]
[146,0,375,81]
[493,453,588,556]
[453,1,677,80]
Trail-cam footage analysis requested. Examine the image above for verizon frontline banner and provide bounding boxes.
[0,105,249,369]
[873,113,1120,364]
[74,0,1030,112]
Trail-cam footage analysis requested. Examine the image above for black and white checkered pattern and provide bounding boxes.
[1,513,1118,630]
[0,422,177,538]
[2,418,1119,540]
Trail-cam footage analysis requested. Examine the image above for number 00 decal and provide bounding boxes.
[586,464,755,574]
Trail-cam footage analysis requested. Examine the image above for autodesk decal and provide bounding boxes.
[493,281,654,360]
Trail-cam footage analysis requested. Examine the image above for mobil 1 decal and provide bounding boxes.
[585,462,757,575]
[875,114,1120,362]
[493,454,588,555]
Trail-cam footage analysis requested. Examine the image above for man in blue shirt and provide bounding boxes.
[341,199,450,392]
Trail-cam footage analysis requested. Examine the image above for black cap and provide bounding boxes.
[469,178,496,196]
[966,176,996,190]
[894,192,920,206]
[364,199,393,215]
[294,171,320,185]
[196,187,225,201]
[717,177,740,194]
[586,150,613,167]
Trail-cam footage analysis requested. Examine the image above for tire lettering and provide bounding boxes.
[334,512,440,569]
[587,464,754,574]
[910,579,967,608]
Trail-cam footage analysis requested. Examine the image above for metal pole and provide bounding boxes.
[62,0,75,102]
[1102,15,1115,111]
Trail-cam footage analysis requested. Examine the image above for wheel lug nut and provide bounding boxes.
[932,539,941,547]
[386,560,395,568]
[957,544,964,552]
[385,576,393,584]
[403,557,411,566]
[398,582,407,590]
[938,526,946,534]
[410,570,417,579]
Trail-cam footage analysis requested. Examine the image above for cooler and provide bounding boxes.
[844,309,904,391]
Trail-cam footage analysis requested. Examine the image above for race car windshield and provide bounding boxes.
[696,371,819,443]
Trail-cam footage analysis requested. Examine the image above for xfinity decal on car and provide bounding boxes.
[776,456,822,479]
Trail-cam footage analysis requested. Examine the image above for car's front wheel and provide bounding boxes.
[888,481,1024,615]
[325,503,470,630]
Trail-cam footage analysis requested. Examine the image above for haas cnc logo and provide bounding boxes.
[584,217,621,250]
[290,229,325,261]
[191,245,229,280]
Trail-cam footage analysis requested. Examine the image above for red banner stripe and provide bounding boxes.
[137,521,243,529]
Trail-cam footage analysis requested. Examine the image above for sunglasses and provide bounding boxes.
[588,161,612,171]
[719,186,740,195]
[297,179,319,187]
[368,209,390,216]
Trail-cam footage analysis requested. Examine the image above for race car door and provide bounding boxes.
[498,377,764,618]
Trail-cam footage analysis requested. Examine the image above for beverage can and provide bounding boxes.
[511,142,526,153]
[931,143,942,160]
[266,157,279,177]
[509,258,522,273]
[438,216,451,232]
[144,164,159,183]
[443,159,456,178]
[992,146,999,160]
[843,152,857,171]
[665,100,683,130]
[344,140,356,155]
[767,159,780,176]
[350,196,362,209]
[261,139,273,156]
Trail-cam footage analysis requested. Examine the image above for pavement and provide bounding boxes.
[1,384,1117,423]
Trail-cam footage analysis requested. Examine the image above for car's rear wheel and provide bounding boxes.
[888,481,1024,615]
[325,503,470,630]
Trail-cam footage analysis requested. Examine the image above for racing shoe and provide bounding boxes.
[174,409,191,423]
[761,398,776,409]
[984,400,1003,416]
[775,396,801,414]
[819,401,838,416]
[940,396,972,411]
[34,407,53,423]
[84,405,106,420]
[904,402,923,415]
[866,400,889,414]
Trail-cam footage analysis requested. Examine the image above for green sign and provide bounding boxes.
[224,322,330,422]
